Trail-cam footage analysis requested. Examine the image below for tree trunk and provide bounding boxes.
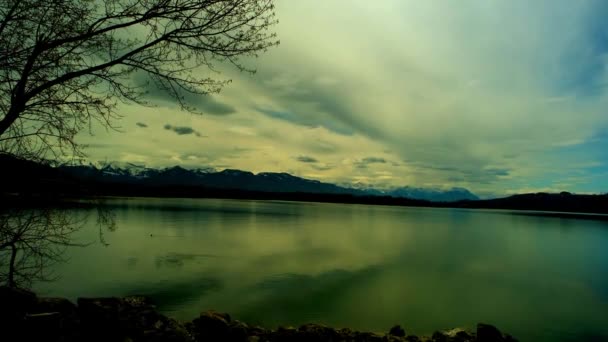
[0,105,21,137]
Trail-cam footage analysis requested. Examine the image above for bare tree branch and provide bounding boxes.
[0,0,279,160]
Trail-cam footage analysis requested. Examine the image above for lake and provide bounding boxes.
[34,197,608,341]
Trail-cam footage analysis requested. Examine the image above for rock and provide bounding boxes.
[141,317,193,342]
[453,330,474,342]
[476,324,504,342]
[248,325,269,337]
[77,296,191,342]
[0,286,37,317]
[389,325,406,337]
[190,310,232,341]
[353,331,384,342]
[439,328,474,342]
[0,289,518,342]
[35,297,78,315]
[24,298,80,342]
[273,326,299,342]
[24,312,68,341]
[338,327,353,334]
[78,297,122,319]
[297,323,340,341]
[503,334,518,342]
[229,320,250,341]
[431,331,448,342]
[0,286,38,338]
[77,297,127,341]
[337,327,356,340]
[122,295,156,309]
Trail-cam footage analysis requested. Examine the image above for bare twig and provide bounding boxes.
[0,0,278,160]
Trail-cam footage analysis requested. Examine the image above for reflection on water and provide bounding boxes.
[0,207,86,288]
[34,198,608,342]
[0,201,115,288]
[155,252,216,269]
[122,274,223,310]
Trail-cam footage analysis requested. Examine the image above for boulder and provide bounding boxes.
[229,320,250,342]
[297,323,340,342]
[35,297,78,315]
[141,316,193,342]
[452,330,473,342]
[24,298,80,342]
[77,297,127,341]
[272,326,299,342]
[190,310,232,341]
[440,328,474,342]
[503,334,517,342]
[352,331,385,342]
[0,286,38,338]
[337,328,356,340]
[248,325,269,337]
[476,324,503,342]
[431,331,448,342]
[0,286,37,317]
[389,325,406,337]
[24,312,70,341]
[77,296,191,342]
[0,289,518,342]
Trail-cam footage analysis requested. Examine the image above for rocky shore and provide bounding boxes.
[1,286,517,342]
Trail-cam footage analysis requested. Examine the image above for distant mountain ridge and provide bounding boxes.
[3,154,608,215]
[387,186,478,202]
[57,162,479,202]
[355,186,479,202]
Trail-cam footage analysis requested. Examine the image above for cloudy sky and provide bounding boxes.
[79,0,608,198]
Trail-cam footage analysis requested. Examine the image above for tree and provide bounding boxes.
[0,0,278,161]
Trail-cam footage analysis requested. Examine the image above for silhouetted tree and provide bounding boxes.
[0,0,278,160]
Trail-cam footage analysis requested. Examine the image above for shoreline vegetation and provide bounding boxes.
[2,286,517,342]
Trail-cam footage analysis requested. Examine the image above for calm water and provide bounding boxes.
[35,198,608,341]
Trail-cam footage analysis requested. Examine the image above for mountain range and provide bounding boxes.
[2,154,608,216]
[56,162,479,202]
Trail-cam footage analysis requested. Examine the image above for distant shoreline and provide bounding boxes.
[2,153,608,217]
[4,190,608,222]
[95,194,608,221]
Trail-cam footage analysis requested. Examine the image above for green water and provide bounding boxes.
[35,198,608,341]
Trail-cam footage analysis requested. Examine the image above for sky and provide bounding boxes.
[79,0,608,198]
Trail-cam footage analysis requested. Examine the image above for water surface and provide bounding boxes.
[35,198,608,341]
